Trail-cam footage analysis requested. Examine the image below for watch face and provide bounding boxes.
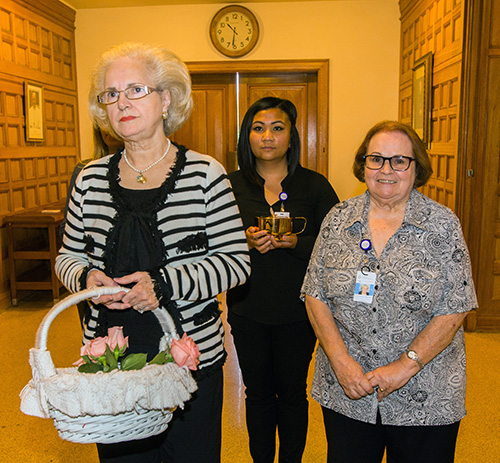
[407,351,417,360]
[210,6,259,57]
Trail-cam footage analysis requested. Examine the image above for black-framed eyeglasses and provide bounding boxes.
[97,85,158,105]
[364,154,415,172]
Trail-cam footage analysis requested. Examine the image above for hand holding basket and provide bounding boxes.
[20,286,197,444]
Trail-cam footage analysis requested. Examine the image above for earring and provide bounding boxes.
[162,111,168,120]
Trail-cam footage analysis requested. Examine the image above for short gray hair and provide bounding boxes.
[88,42,193,137]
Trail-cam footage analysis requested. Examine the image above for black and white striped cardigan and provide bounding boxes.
[56,145,250,374]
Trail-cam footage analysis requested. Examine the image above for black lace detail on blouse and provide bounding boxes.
[84,235,95,253]
[176,232,208,254]
[193,300,221,326]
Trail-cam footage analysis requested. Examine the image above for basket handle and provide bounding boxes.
[35,286,179,351]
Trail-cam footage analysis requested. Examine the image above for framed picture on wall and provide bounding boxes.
[25,82,44,142]
[411,52,433,147]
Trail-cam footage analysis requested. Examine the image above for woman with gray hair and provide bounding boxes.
[56,42,250,463]
[302,121,477,462]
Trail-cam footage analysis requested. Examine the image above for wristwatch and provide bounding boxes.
[406,349,424,370]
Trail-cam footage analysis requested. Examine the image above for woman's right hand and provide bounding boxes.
[331,353,374,400]
[86,269,129,309]
[246,226,273,254]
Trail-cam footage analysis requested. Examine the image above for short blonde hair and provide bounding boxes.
[88,42,193,137]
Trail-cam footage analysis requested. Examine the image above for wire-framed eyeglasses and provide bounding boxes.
[97,85,158,105]
[364,154,415,172]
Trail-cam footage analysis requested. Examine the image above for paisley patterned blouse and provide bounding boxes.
[301,189,477,426]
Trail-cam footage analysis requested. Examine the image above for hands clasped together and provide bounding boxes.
[332,352,421,402]
[87,270,159,314]
[245,226,297,254]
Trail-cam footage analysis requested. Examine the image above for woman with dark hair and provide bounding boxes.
[227,97,339,463]
[302,120,477,462]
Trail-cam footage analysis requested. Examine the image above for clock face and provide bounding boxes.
[210,6,259,58]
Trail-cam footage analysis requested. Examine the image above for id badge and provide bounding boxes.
[353,270,376,304]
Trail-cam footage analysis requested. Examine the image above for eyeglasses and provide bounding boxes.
[364,154,415,172]
[97,85,158,105]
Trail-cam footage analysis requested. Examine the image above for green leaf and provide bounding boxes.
[149,351,173,365]
[78,362,103,373]
[81,355,92,365]
[105,344,118,371]
[121,353,147,371]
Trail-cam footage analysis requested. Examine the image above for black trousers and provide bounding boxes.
[97,367,223,463]
[322,407,461,463]
[228,312,317,463]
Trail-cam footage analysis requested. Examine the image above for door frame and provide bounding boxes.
[186,60,330,176]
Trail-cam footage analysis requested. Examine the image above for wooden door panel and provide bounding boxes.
[170,86,228,166]
[460,0,500,331]
[475,56,500,331]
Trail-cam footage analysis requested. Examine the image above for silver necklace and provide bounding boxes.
[123,138,171,183]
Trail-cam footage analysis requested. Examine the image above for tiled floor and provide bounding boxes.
[3,290,326,463]
[4,290,500,462]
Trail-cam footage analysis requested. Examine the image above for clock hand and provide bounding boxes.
[227,24,239,35]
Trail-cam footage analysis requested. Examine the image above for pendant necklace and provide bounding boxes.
[123,138,171,183]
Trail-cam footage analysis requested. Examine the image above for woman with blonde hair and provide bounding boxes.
[56,42,250,463]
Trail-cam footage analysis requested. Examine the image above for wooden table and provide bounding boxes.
[5,201,65,306]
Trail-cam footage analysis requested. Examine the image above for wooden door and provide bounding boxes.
[459,0,500,331]
[170,73,238,171]
[170,60,329,177]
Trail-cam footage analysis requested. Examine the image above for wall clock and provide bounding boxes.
[210,5,259,58]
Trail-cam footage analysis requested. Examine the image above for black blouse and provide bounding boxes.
[94,147,186,358]
[227,165,339,325]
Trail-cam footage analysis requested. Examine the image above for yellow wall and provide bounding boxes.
[74,0,400,200]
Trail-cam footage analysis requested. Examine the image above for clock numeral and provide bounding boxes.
[232,13,238,19]
[245,20,249,26]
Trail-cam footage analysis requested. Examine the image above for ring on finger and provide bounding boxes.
[379,388,385,393]
[136,306,145,314]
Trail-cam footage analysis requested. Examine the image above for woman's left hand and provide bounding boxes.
[365,357,419,402]
[269,233,297,249]
[112,272,160,314]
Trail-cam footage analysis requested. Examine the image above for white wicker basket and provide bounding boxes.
[20,286,197,444]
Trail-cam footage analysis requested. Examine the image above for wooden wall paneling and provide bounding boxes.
[0,0,78,308]
[399,0,464,213]
[421,59,460,209]
[1,0,77,89]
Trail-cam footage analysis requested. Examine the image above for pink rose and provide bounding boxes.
[170,334,200,371]
[107,326,129,352]
[73,336,108,366]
